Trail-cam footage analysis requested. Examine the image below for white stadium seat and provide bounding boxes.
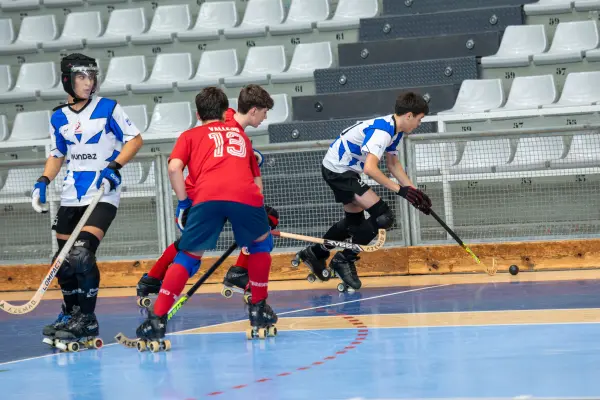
[0,15,58,55]
[87,8,147,48]
[448,139,512,174]
[177,49,240,91]
[224,45,286,87]
[131,4,192,45]
[178,1,238,41]
[524,0,574,15]
[271,42,333,83]
[100,55,148,96]
[496,137,565,172]
[42,11,103,51]
[269,0,330,35]
[122,104,148,133]
[481,25,548,68]
[533,20,599,65]
[0,62,58,103]
[8,110,51,143]
[131,53,193,94]
[438,79,505,114]
[0,18,14,46]
[145,102,193,135]
[493,75,557,111]
[544,71,600,107]
[317,0,378,31]
[245,93,291,135]
[223,0,284,39]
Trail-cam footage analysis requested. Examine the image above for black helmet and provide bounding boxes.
[60,53,99,101]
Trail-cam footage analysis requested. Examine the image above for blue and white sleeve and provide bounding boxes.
[108,103,141,143]
[385,133,403,157]
[361,130,393,160]
[50,120,67,158]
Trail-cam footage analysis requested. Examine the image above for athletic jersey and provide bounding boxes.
[170,110,262,207]
[322,115,403,174]
[50,96,140,207]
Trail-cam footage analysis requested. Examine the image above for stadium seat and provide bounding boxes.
[145,102,193,135]
[270,42,333,83]
[0,65,11,94]
[1,0,41,11]
[574,0,600,11]
[224,45,286,87]
[550,133,600,168]
[177,49,239,91]
[481,25,548,68]
[178,1,237,42]
[438,79,505,114]
[87,8,147,48]
[42,11,102,51]
[0,167,40,197]
[0,114,8,141]
[496,137,565,172]
[0,18,14,45]
[8,110,51,143]
[316,0,378,31]
[416,143,458,176]
[223,0,284,39]
[0,62,58,103]
[533,20,599,65]
[131,53,193,94]
[99,56,148,96]
[269,0,330,35]
[493,75,557,111]
[122,104,148,133]
[544,71,600,107]
[245,93,291,135]
[0,15,58,55]
[524,0,574,15]
[448,139,512,174]
[43,0,84,6]
[131,4,192,45]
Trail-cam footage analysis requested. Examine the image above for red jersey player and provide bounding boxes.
[135,86,278,307]
[135,86,277,343]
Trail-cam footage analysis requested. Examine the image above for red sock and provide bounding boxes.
[247,252,271,304]
[153,263,189,316]
[148,242,178,280]
[235,251,249,270]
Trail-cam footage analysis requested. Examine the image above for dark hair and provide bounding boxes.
[237,84,274,114]
[395,92,429,116]
[195,87,229,121]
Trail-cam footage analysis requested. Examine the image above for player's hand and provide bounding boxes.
[31,176,50,213]
[254,149,264,168]
[96,161,122,195]
[176,198,192,232]
[397,186,431,212]
[265,205,279,229]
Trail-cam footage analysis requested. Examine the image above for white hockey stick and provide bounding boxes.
[271,229,386,253]
[0,186,105,315]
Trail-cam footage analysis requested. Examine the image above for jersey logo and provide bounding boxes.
[74,121,82,134]
[71,154,98,160]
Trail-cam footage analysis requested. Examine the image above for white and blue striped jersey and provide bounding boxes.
[322,115,403,174]
[50,96,140,207]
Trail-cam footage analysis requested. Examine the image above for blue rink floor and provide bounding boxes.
[1,278,600,399]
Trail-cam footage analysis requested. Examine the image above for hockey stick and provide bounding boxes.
[429,209,497,276]
[115,242,238,347]
[271,229,386,253]
[0,185,106,315]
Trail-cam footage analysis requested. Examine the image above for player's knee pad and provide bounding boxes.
[367,200,394,230]
[247,232,274,254]
[173,251,201,276]
[55,251,75,283]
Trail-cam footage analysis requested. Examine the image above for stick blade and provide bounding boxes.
[0,299,39,315]
[114,333,140,348]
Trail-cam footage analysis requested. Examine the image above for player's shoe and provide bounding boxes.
[55,307,99,339]
[42,303,72,338]
[292,246,332,282]
[221,266,251,303]
[246,299,278,339]
[136,273,162,308]
[329,252,361,291]
[134,310,171,352]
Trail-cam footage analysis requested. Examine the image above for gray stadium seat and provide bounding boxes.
[544,71,600,107]
[131,53,193,94]
[0,114,7,141]
[0,15,58,55]
[6,110,51,144]
[223,0,284,39]
[496,137,565,172]
[44,0,83,6]
[122,104,148,133]
[99,55,148,96]
[448,139,512,174]
[42,11,102,51]
[0,64,11,95]
[438,79,505,114]
[0,18,14,46]
[131,4,192,45]
[493,74,557,111]
[550,133,600,168]
[145,102,193,136]
[316,0,378,31]
[223,45,286,87]
[270,41,333,83]
[1,0,41,11]
[574,0,600,11]
[533,20,599,65]
[87,8,147,48]
[269,0,330,35]
[524,0,574,15]
[0,167,40,197]
[480,25,548,68]
[177,49,239,91]
[416,143,458,176]
[245,93,290,135]
[178,1,237,42]
[0,62,57,103]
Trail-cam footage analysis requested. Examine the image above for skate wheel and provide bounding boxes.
[67,342,80,352]
[149,341,161,353]
[307,273,316,283]
[337,283,346,293]
[221,288,233,299]
[243,293,252,305]
[290,259,300,268]
[93,338,103,349]
[268,326,277,337]
[258,328,267,339]
[42,337,54,346]
[245,328,254,340]
[55,341,67,351]
[322,269,330,279]
[162,340,171,351]
[140,297,152,308]
[137,341,147,352]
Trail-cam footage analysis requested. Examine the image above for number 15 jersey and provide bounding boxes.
[169,110,263,207]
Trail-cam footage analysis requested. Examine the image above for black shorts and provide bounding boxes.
[322,165,371,205]
[52,202,118,235]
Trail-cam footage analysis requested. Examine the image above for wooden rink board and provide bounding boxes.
[2,238,600,292]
